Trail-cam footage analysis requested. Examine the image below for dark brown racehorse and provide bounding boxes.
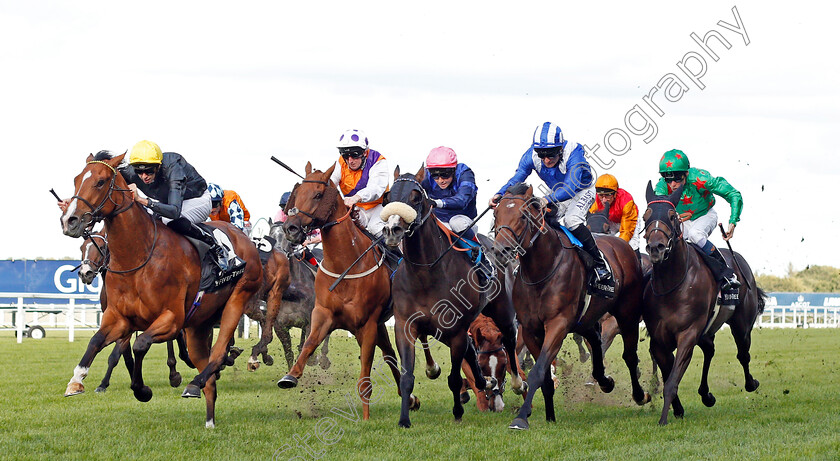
[278,162,435,420]
[492,183,650,430]
[381,167,526,428]
[642,182,765,425]
[77,230,193,392]
[60,152,262,428]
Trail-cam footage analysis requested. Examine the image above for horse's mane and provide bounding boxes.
[93,150,113,161]
[506,183,530,196]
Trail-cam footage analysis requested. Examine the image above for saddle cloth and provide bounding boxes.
[184,224,246,292]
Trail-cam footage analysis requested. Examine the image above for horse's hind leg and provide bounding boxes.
[730,313,760,392]
[166,340,182,387]
[318,333,331,370]
[249,298,280,371]
[130,311,179,403]
[614,314,651,405]
[95,342,123,393]
[577,324,614,393]
[176,330,195,368]
[420,335,441,379]
[572,333,590,363]
[65,312,129,397]
[275,325,294,370]
[697,334,716,407]
[183,325,217,428]
[448,333,475,422]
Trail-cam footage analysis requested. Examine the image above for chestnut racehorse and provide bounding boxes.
[77,230,193,392]
[381,168,526,428]
[278,162,437,420]
[492,183,650,430]
[60,152,262,428]
[642,182,765,425]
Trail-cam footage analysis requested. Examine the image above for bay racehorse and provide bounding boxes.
[278,162,437,420]
[642,182,765,425]
[60,152,262,427]
[492,183,651,430]
[77,230,193,392]
[380,167,526,428]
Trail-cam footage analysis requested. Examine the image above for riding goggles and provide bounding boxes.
[339,148,366,160]
[661,171,687,182]
[534,146,563,159]
[429,169,454,179]
[133,165,158,175]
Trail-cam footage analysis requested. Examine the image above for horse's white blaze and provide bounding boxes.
[506,202,515,208]
[488,355,499,387]
[386,214,401,229]
[69,365,89,385]
[62,171,91,228]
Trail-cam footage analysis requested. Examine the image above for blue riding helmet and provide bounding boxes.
[532,122,564,149]
[279,191,291,207]
[207,183,224,203]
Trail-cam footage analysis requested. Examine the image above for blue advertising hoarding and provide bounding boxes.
[0,260,101,304]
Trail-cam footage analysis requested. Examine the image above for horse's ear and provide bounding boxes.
[109,152,126,168]
[645,181,655,203]
[526,185,533,197]
[268,217,273,225]
[415,164,425,182]
[86,153,95,162]
[393,165,400,179]
[324,162,336,181]
[667,184,684,207]
[305,161,313,175]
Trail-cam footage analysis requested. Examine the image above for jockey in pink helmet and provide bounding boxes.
[421,146,478,238]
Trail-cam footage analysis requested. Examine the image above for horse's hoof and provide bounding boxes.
[277,375,298,389]
[169,373,182,388]
[263,355,274,367]
[94,386,107,393]
[247,357,260,372]
[307,356,319,366]
[636,392,651,406]
[182,384,201,398]
[746,378,759,392]
[133,386,153,402]
[228,346,243,360]
[599,376,615,393]
[702,393,716,407]
[460,391,471,404]
[508,418,529,430]
[552,377,560,390]
[409,394,421,411]
[398,419,412,428]
[513,381,528,396]
[658,418,669,426]
[319,357,331,370]
[426,363,441,380]
[64,382,85,397]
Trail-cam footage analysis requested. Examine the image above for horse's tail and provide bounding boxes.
[755,285,767,315]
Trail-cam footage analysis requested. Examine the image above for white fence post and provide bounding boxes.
[68,298,75,343]
[16,296,24,344]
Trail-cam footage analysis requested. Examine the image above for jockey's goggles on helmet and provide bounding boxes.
[339,147,366,160]
[134,164,158,175]
[596,188,616,196]
[534,146,563,159]
[661,171,687,182]
[429,168,455,180]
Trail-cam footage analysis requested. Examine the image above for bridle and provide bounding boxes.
[79,233,109,276]
[71,161,134,228]
[643,200,689,296]
[493,196,546,251]
[389,176,433,238]
[286,179,350,236]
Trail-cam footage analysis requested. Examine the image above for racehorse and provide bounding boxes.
[278,162,437,420]
[60,152,262,428]
[460,314,527,412]
[243,223,330,371]
[77,230,193,392]
[381,167,526,428]
[492,183,650,430]
[642,182,765,425]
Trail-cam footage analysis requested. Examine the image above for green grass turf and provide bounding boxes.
[0,327,837,460]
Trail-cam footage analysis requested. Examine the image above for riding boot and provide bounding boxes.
[171,219,229,272]
[570,225,612,283]
[707,244,740,290]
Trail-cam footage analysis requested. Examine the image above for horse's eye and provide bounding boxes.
[95,179,106,188]
[314,192,323,200]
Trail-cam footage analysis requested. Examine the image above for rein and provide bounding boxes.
[644,201,690,296]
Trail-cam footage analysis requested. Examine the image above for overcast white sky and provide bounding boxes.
[2,1,837,276]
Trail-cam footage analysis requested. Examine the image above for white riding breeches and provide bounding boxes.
[548,186,596,231]
[681,207,718,248]
[355,203,386,236]
[162,190,212,225]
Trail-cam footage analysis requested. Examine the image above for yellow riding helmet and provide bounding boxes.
[595,173,619,192]
[129,140,163,165]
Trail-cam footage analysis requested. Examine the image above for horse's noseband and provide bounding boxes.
[390,177,431,237]
[644,201,682,261]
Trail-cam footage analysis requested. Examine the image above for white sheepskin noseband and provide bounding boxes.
[381,202,417,223]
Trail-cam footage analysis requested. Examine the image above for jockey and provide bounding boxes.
[120,141,229,271]
[655,149,742,290]
[328,129,389,236]
[589,174,643,260]
[420,146,478,239]
[490,122,612,285]
[207,183,251,235]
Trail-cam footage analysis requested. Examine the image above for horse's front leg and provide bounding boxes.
[166,340,182,387]
[448,333,473,422]
[95,341,124,393]
[65,312,129,397]
[131,311,179,402]
[249,296,280,371]
[509,320,568,430]
[395,317,418,428]
[614,313,651,405]
[277,306,333,388]
[355,320,379,421]
[697,334,717,407]
[375,322,417,408]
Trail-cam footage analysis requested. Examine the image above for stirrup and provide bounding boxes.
[721,275,740,291]
[213,247,229,271]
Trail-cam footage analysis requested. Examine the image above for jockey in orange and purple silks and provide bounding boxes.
[328,129,390,236]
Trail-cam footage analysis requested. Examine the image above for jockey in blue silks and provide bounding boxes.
[420,146,478,240]
[490,122,612,284]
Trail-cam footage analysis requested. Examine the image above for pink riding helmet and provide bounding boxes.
[426,146,458,169]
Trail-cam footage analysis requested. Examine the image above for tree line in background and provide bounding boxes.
[755,265,840,293]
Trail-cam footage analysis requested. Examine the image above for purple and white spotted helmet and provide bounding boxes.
[336,129,369,150]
